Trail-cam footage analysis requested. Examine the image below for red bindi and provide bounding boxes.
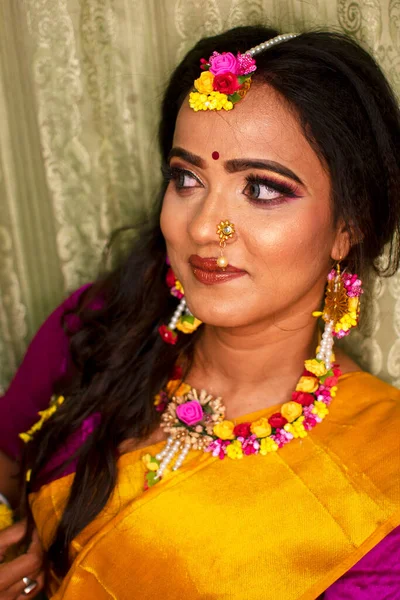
[212,151,220,160]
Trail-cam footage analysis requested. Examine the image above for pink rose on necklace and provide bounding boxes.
[209,52,239,75]
[176,400,204,426]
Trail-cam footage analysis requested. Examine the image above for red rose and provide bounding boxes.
[332,365,342,377]
[166,268,176,289]
[158,325,178,345]
[324,376,338,388]
[233,422,252,438]
[268,413,288,429]
[292,391,315,406]
[213,72,240,95]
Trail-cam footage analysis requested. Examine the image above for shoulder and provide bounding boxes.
[332,369,400,431]
[316,370,400,503]
[336,370,400,411]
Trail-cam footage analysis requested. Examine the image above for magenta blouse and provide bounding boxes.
[1,287,399,598]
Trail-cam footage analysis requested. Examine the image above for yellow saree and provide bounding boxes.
[30,371,400,599]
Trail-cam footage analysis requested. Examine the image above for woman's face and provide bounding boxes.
[160,85,349,331]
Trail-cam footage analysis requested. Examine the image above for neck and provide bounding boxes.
[187,316,320,418]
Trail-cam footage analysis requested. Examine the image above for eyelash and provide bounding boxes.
[162,165,301,205]
[244,174,300,205]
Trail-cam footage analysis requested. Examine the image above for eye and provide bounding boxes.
[162,165,202,190]
[243,175,300,205]
[244,181,281,201]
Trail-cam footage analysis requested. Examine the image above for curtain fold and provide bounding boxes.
[0,0,399,391]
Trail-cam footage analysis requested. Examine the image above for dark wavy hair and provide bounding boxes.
[21,26,400,576]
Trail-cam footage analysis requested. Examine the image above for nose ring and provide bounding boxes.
[216,220,235,269]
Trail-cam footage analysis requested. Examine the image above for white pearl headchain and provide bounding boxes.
[247,33,299,57]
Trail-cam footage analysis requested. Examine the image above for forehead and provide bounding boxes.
[173,84,326,179]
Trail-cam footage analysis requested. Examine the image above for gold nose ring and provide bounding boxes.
[216,220,235,269]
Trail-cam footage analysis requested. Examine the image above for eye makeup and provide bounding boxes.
[243,174,302,206]
[162,163,303,205]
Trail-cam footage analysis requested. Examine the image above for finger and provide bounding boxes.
[3,571,43,600]
[0,521,27,553]
[0,551,42,590]
[26,531,43,560]
[15,572,45,600]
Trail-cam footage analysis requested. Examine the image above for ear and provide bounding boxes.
[330,219,352,262]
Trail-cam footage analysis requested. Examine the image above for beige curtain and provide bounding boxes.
[0,0,399,391]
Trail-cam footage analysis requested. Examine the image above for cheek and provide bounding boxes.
[246,203,334,275]
[160,193,188,272]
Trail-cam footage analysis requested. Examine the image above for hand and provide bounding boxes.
[0,521,44,599]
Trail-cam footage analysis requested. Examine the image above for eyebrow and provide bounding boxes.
[168,147,304,186]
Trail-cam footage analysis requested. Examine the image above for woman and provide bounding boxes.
[0,25,399,599]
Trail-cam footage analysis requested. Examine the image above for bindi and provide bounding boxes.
[212,151,220,160]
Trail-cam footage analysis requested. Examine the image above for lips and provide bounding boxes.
[188,255,244,273]
[188,255,246,286]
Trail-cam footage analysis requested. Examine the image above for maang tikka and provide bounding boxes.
[189,33,299,112]
[158,261,202,345]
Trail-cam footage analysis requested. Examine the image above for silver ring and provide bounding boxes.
[22,576,38,595]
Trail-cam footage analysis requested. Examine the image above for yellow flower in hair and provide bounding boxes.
[189,91,233,112]
[304,359,327,377]
[250,417,272,438]
[259,437,279,455]
[194,71,215,94]
[213,420,235,440]
[296,376,318,394]
[19,395,65,443]
[281,401,303,423]
[226,440,243,459]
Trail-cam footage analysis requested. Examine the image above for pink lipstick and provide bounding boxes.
[189,255,246,285]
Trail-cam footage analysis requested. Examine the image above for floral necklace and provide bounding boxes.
[143,354,341,489]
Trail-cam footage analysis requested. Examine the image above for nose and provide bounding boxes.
[187,190,233,251]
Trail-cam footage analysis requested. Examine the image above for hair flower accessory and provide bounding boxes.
[188,33,299,112]
[189,51,257,112]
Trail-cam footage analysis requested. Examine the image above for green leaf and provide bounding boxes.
[229,92,242,104]
[237,75,250,84]
[320,369,334,384]
[146,471,159,487]
[181,314,195,325]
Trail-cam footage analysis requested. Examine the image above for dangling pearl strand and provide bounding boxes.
[155,439,191,479]
[316,319,334,370]
[168,297,187,330]
[247,33,299,57]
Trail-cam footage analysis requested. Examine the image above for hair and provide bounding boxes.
[21,26,400,576]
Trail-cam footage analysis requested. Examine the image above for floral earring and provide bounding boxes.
[313,263,363,369]
[158,263,202,345]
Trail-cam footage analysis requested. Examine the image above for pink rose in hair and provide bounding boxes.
[209,52,239,75]
[176,400,204,426]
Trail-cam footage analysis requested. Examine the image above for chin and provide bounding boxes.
[186,298,248,328]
